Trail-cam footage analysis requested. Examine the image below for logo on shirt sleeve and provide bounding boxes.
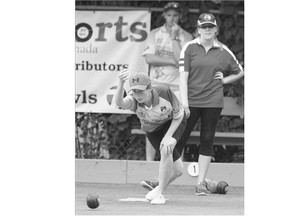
[137,110,146,118]
[160,106,167,112]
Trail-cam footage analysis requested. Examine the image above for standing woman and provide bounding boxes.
[179,13,244,196]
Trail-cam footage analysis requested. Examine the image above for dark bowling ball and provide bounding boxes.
[217,181,229,194]
[86,194,100,209]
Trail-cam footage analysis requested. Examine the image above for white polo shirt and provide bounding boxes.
[143,25,192,92]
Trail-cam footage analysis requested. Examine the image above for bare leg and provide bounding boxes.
[157,148,173,194]
[181,149,184,161]
[164,158,184,189]
[146,137,156,161]
[197,154,212,184]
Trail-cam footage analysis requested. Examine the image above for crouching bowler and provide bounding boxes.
[114,69,187,205]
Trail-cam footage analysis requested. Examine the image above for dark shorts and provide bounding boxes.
[146,115,187,162]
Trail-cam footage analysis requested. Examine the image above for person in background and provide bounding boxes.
[178,13,244,196]
[141,2,193,186]
[115,70,187,204]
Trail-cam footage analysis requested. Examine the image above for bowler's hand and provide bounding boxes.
[159,136,176,154]
[119,69,129,84]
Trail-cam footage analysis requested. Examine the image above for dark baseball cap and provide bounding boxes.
[197,13,217,26]
[163,2,181,13]
[129,73,151,91]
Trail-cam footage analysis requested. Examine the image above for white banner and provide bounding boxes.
[75,10,151,113]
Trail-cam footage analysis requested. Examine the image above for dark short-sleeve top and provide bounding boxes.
[179,37,243,107]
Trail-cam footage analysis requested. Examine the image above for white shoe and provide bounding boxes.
[145,186,159,201]
[150,194,166,205]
